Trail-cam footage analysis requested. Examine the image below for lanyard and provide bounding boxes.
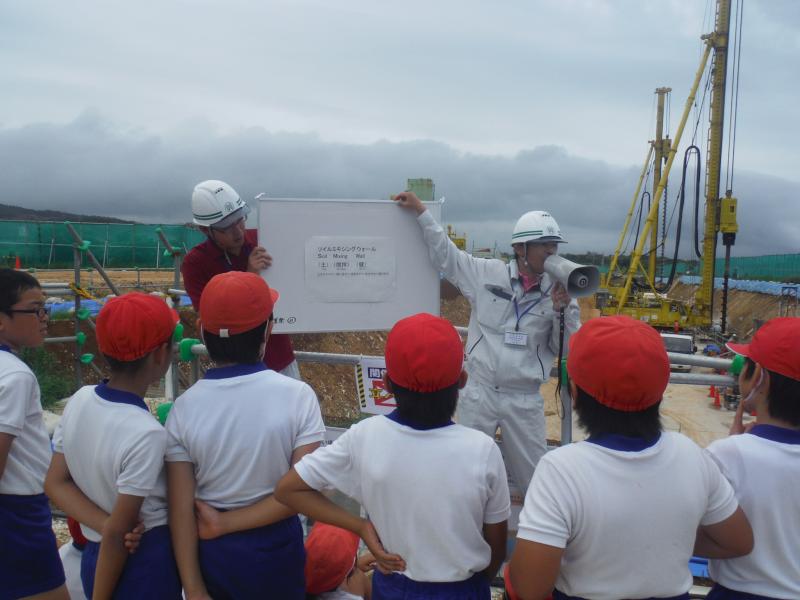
[512,281,553,331]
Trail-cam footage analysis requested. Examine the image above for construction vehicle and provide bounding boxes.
[597,0,742,333]
[447,225,467,250]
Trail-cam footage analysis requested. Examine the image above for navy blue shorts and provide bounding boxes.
[373,570,490,600]
[198,515,305,600]
[706,584,779,600]
[554,590,689,600]
[81,524,181,599]
[0,493,65,600]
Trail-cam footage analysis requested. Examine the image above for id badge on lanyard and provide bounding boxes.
[505,293,538,347]
[504,330,528,346]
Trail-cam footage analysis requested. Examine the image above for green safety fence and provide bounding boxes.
[714,254,800,282]
[657,256,798,282]
[600,256,798,283]
[0,220,206,269]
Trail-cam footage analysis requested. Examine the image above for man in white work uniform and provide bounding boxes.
[393,191,580,492]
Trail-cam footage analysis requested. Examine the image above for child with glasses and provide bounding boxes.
[0,268,69,600]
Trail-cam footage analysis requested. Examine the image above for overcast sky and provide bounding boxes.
[1,0,797,256]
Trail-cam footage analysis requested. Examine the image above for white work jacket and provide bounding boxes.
[418,210,580,391]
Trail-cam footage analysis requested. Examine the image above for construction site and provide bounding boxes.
[2,0,799,598]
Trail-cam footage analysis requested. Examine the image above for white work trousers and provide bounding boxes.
[456,378,546,494]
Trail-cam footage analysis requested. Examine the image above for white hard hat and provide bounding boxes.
[191,180,251,228]
[511,211,566,245]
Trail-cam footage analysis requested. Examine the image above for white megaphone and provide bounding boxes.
[544,255,600,298]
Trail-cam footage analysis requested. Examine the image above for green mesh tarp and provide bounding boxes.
[0,220,205,269]
[714,254,800,282]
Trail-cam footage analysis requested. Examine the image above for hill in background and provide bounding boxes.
[0,202,134,224]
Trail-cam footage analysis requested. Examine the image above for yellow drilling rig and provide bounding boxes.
[597,0,741,333]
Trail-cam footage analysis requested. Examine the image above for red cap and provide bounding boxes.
[567,316,670,412]
[385,313,464,393]
[96,293,179,361]
[727,317,800,381]
[199,272,279,337]
[304,523,359,594]
[67,516,88,547]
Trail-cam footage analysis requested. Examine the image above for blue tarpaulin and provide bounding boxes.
[680,276,797,296]
[46,295,193,316]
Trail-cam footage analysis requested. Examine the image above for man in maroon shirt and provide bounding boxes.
[181,180,300,378]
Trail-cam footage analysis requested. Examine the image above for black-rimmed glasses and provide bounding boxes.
[8,306,50,319]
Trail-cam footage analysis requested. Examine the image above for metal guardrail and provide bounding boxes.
[667,352,732,370]
[184,341,737,446]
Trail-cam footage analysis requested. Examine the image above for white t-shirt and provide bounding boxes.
[53,383,169,542]
[707,425,800,598]
[0,348,52,495]
[320,589,362,600]
[517,432,738,600]
[165,364,325,509]
[295,412,511,583]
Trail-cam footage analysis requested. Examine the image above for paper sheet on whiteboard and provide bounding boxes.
[305,236,396,302]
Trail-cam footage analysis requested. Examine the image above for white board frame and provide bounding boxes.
[258,198,442,333]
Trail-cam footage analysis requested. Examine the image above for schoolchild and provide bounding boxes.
[46,293,182,599]
[706,317,800,599]
[305,522,373,600]
[165,271,325,599]
[0,269,67,600]
[276,312,510,600]
[508,316,753,600]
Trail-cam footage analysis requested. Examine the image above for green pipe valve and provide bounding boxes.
[179,338,201,362]
[729,354,744,376]
[156,402,174,426]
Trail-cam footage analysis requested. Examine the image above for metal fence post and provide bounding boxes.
[155,228,183,290]
[64,223,121,296]
[164,297,180,401]
[73,245,83,389]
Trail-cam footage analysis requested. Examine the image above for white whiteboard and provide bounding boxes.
[258,198,441,333]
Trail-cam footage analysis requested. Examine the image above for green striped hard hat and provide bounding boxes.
[511,211,565,245]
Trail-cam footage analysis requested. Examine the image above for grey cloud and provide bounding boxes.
[3,112,797,258]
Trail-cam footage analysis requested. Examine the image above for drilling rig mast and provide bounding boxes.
[598,0,739,331]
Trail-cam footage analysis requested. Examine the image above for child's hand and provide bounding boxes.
[357,551,376,572]
[123,521,145,554]
[359,520,406,574]
[195,499,225,540]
